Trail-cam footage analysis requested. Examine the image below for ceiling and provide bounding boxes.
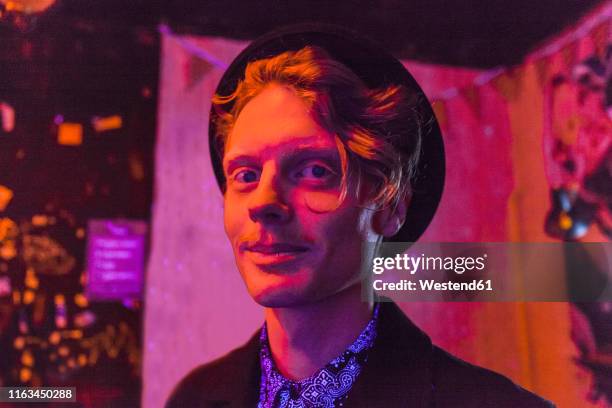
[162,0,605,67]
[22,0,602,68]
[0,0,605,68]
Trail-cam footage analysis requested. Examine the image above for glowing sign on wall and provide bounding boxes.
[86,219,147,301]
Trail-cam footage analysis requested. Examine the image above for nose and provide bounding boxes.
[248,165,291,225]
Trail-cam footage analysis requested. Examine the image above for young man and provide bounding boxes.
[166,25,554,408]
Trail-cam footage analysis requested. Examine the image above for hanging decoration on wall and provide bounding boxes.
[572,44,612,119]
[92,115,123,133]
[0,0,57,31]
[86,219,147,301]
[0,0,55,14]
[0,102,15,133]
[539,19,612,404]
[543,42,612,241]
[1,213,143,387]
[184,56,213,90]
[57,122,83,146]
[0,275,10,296]
[0,186,14,212]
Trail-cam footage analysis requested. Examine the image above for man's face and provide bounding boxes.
[222,84,377,307]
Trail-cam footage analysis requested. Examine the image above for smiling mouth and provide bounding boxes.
[242,243,310,267]
[247,243,309,254]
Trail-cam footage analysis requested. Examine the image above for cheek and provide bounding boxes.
[223,193,243,241]
[301,190,343,213]
[295,191,366,240]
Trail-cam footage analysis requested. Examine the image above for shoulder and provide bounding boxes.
[165,333,260,408]
[431,346,556,408]
[372,301,556,407]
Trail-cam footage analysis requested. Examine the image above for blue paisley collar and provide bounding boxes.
[258,303,380,408]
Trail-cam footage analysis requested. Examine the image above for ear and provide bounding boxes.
[372,193,410,237]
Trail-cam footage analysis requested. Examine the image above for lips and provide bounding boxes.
[247,242,309,254]
[241,241,310,267]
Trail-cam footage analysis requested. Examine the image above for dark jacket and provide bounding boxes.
[166,302,555,407]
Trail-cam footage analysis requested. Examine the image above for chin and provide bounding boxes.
[251,292,305,308]
[248,285,314,308]
[241,264,318,308]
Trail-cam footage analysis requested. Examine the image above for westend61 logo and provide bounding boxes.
[371,253,488,275]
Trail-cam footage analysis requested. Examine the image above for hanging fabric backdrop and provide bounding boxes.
[144,3,612,407]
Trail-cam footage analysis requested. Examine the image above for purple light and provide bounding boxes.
[86,219,147,301]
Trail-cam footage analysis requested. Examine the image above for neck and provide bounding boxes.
[264,284,373,380]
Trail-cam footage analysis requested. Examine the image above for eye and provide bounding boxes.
[233,169,260,184]
[294,163,335,181]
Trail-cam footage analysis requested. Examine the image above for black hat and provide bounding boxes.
[209,23,445,242]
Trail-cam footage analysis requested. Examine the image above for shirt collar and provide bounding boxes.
[258,303,380,408]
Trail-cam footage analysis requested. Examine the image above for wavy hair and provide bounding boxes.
[212,46,422,209]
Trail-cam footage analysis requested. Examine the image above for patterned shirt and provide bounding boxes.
[257,304,380,408]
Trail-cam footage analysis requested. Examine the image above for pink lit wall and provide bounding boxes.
[142,35,262,408]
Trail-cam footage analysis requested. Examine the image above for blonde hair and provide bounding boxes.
[212,46,422,209]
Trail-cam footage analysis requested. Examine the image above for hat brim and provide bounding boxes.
[209,23,445,242]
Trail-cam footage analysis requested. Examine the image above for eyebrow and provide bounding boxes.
[223,146,340,175]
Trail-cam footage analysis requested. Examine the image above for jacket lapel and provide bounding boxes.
[346,301,434,407]
[205,331,261,407]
